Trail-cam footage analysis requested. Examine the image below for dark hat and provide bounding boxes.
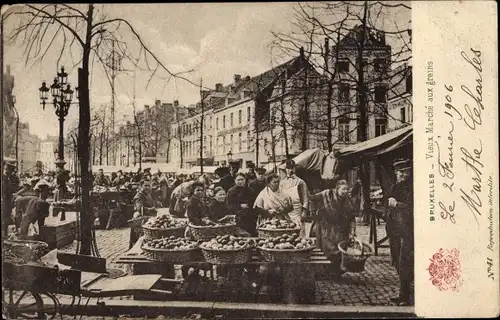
[255,167,266,174]
[285,159,297,169]
[144,168,151,172]
[247,163,256,169]
[229,161,239,167]
[393,159,411,171]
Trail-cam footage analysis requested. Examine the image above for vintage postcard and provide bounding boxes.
[1,1,498,319]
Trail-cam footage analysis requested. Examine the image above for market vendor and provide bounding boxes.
[185,182,209,225]
[386,159,414,306]
[169,180,195,218]
[227,173,258,236]
[17,180,52,240]
[279,159,309,236]
[309,179,357,279]
[95,169,110,187]
[133,180,157,216]
[253,174,293,225]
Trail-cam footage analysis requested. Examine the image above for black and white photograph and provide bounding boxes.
[1,2,416,319]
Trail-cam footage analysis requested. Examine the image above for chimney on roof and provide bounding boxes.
[173,100,179,107]
[234,74,242,85]
[215,83,223,91]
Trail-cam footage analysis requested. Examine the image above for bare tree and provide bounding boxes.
[5,4,197,255]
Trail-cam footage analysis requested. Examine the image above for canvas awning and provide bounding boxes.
[335,125,412,160]
[276,148,328,172]
[322,125,413,178]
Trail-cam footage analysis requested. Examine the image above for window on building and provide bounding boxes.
[230,134,234,150]
[223,115,226,129]
[356,119,363,142]
[338,118,350,142]
[247,107,251,123]
[374,85,387,103]
[375,118,387,137]
[230,113,234,127]
[210,137,213,155]
[238,110,242,124]
[374,58,386,73]
[406,74,413,94]
[209,116,212,129]
[216,117,219,130]
[216,137,220,155]
[337,60,349,73]
[339,84,350,103]
[238,132,242,151]
[222,136,226,153]
[247,130,252,151]
[400,107,406,124]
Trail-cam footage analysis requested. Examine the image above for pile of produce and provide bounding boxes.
[143,214,186,229]
[201,235,253,250]
[143,236,197,250]
[3,240,50,264]
[259,218,297,230]
[195,217,235,227]
[256,233,315,250]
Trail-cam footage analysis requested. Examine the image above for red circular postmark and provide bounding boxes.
[427,248,462,291]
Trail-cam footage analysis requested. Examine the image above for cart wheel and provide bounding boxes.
[3,290,57,320]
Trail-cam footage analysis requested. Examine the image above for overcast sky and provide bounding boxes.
[3,3,410,139]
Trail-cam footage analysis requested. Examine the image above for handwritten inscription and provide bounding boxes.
[436,48,485,226]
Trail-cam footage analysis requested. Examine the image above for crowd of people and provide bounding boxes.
[1,156,414,306]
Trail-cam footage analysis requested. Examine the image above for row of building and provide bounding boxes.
[2,65,61,173]
[112,26,412,171]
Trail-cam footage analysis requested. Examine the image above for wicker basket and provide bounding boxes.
[257,227,301,239]
[188,223,237,241]
[3,240,50,263]
[258,245,314,262]
[141,244,199,263]
[199,244,253,264]
[142,224,187,240]
[338,239,373,273]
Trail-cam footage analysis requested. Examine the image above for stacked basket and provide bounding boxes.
[188,223,237,241]
[141,237,199,263]
[142,215,187,240]
[199,236,254,264]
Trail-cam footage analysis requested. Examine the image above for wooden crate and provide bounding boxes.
[40,220,77,249]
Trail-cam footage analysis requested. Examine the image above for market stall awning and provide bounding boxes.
[277,148,328,171]
[335,125,412,160]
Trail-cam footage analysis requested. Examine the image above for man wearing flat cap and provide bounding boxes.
[249,167,267,194]
[386,159,413,306]
[216,166,234,193]
[279,159,309,236]
[14,179,51,240]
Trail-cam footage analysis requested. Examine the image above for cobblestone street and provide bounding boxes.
[56,216,400,307]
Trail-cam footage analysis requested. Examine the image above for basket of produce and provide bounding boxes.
[257,218,300,238]
[199,235,254,264]
[338,238,373,273]
[141,236,199,262]
[188,219,237,241]
[142,214,187,240]
[3,240,50,264]
[256,233,315,262]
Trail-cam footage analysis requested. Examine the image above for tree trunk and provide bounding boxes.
[77,4,95,256]
[357,1,372,221]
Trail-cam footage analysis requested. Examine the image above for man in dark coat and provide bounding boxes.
[2,160,18,238]
[249,167,267,194]
[215,167,234,193]
[387,159,414,306]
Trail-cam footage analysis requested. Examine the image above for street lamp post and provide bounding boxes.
[39,67,77,171]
